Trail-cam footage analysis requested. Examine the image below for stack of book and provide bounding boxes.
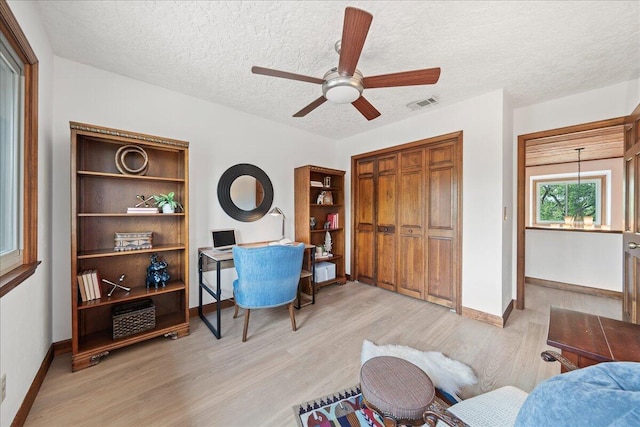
[77,270,102,302]
[310,180,324,187]
[327,212,339,229]
[127,207,158,214]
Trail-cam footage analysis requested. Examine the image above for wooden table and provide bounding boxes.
[547,306,640,372]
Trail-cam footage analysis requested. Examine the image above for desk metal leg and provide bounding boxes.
[295,247,316,310]
[198,255,222,339]
[311,248,316,304]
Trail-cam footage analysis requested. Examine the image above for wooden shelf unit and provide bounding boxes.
[70,122,190,371]
[294,165,346,291]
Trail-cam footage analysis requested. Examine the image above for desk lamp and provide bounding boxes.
[269,207,285,240]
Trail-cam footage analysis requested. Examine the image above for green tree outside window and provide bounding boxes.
[537,181,598,223]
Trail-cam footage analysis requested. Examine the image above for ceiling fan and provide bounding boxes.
[251,7,441,121]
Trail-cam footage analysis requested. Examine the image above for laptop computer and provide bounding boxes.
[211,229,237,251]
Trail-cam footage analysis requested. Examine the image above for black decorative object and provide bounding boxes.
[146,253,170,289]
[217,163,273,222]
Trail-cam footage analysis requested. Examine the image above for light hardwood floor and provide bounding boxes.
[24,281,620,426]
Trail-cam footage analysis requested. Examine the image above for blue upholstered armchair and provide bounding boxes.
[425,361,640,426]
[232,243,305,342]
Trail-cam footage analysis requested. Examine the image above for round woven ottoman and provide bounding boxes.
[360,356,435,427]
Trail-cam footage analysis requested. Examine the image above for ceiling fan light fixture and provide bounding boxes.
[322,69,364,104]
[324,85,361,104]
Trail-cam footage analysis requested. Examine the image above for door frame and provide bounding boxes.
[622,103,640,323]
[351,131,463,314]
[516,117,627,309]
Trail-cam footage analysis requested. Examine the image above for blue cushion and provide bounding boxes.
[515,362,640,426]
[232,243,304,309]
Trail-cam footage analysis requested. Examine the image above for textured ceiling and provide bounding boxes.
[35,1,640,140]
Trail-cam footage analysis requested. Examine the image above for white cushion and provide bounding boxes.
[436,386,528,427]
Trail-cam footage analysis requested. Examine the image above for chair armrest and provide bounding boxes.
[540,350,578,372]
[423,401,469,427]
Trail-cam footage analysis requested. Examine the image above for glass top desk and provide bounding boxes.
[197,242,315,339]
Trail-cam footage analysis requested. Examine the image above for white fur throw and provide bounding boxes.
[361,340,477,401]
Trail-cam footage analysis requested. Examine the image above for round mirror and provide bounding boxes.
[217,164,273,222]
[230,175,264,211]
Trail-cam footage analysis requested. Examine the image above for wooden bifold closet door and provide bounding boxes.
[352,132,462,312]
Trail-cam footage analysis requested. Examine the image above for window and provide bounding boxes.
[533,175,606,225]
[0,1,40,298]
[1,32,23,275]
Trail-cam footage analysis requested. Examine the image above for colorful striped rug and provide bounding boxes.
[294,385,455,426]
[294,385,385,427]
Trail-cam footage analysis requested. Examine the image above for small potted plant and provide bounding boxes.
[153,192,183,214]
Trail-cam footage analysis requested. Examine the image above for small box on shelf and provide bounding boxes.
[114,231,153,252]
[314,262,336,282]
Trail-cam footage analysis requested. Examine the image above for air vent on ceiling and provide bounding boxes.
[407,96,439,110]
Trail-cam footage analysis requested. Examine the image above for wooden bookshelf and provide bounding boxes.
[294,165,346,292]
[70,122,190,371]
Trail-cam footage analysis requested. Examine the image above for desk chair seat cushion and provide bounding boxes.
[515,362,640,426]
[232,244,305,309]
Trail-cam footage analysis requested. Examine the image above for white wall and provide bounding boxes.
[50,57,338,342]
[502,93,515,312]
[337,90,508,317]
[514,80,640,136]
[1,2,54,425]
[525,229,622,291]
[514,79,640,298]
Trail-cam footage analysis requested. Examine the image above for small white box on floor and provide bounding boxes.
[314,262,336,282]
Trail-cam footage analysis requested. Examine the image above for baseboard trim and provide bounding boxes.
[526,277,622,300]
[461,306,506,328]
[502,299,514,325]
[53,339,71,356]
[11,344,54,427]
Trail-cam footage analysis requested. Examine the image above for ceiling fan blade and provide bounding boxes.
[252,66,324,84]
[363,68,441,89]
[338,7,373,76]
[293,96,327,117]
[352,96,381,121]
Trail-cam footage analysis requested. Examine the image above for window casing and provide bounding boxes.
[0,0,40,298]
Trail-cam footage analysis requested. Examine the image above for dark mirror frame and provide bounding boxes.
[217,163,274,222]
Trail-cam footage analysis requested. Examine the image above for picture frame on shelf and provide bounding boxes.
[322,191,333,205]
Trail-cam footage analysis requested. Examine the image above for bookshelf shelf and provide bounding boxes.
[78,170,185,182]
[77,244,186,259]
[77,281,185,310]
[77,312,186,355]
